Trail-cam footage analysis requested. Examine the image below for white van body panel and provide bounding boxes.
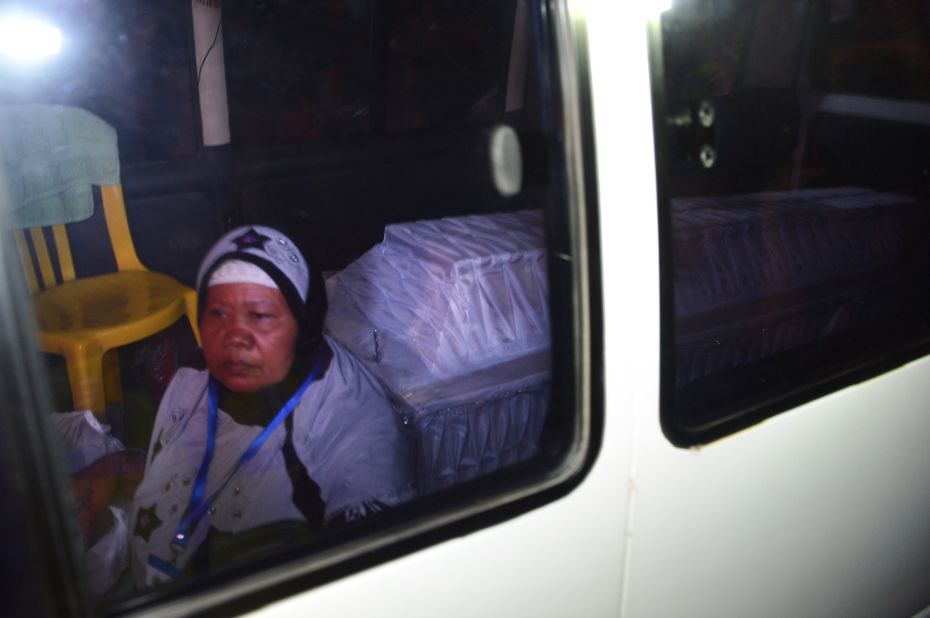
[625,354,930,617]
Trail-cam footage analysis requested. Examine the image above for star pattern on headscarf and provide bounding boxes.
[232,227,271,251]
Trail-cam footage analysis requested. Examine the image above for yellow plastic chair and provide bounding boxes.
[4,106,200,416]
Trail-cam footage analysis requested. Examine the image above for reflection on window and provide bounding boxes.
[0,0,199,163]
[0,0,577,611]
[384,0,516,131]
[223,0,373,149]
[660,0,930,444]
[809,0,930,100]
[223,0,517,148]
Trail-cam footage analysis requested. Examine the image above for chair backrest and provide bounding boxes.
[0,105,145,293]
[13,185,145,293]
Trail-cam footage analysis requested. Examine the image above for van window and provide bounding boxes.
[0,0,594,612]
[657,0,930,445]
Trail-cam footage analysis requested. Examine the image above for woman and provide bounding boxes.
[73,225,413,588]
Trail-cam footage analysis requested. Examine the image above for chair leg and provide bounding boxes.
[63,345,106,417]
[103,348,123,408]
[184,289,201,346]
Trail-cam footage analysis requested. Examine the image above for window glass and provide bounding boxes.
[223,0,373,149]
[809,0,930,100]
[223,0,517,148]
[0,0,585,611]
[0,0,200,163]
[384,0,516,131]
[658,0,930,444]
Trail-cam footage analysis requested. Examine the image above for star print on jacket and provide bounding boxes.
[133,504,163,542]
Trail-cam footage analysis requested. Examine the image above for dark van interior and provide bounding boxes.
[3,0,545,282]
[1,0,557,449]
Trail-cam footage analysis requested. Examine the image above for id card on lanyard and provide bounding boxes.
[146,352,325,585]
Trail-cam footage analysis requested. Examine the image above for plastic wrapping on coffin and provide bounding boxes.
[671,187,930,389]
[325,210,551,493]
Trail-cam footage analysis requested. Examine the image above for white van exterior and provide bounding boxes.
[1,2,928,616]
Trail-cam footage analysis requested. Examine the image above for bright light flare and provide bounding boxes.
[650,0,674,15]
[0,14,63,63]
[573,0,673,21]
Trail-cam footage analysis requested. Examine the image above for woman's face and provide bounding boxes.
[200,283,299,393]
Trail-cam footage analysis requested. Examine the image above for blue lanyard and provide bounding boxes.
[172,354,324,552]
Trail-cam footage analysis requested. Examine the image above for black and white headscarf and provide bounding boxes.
[195,225,328,350]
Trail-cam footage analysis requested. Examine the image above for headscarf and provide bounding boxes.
[196,225,328,351]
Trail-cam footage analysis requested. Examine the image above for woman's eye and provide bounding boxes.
[250,312,272,321]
